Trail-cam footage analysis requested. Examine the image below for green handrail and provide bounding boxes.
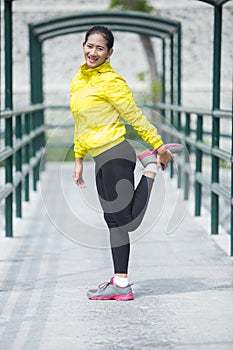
[3,102,230,253]
[0,104,46,237]
[43,104,232,254]
[147,102,232,255]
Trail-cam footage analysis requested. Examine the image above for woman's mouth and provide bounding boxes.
[88,56,98,63]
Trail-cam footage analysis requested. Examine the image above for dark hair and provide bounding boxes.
[84,25,114,50]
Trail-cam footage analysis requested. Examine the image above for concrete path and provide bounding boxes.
[0,162,232,350]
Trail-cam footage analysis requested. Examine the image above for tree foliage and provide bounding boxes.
[109,0,160,102]
[110,0,154,13]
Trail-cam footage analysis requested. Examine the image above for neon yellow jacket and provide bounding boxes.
[70,61,163,158]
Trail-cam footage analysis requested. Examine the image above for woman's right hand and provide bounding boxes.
[72,158,86,188]
[157,145,173,170]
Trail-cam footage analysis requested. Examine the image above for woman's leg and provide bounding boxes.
[109,227,130,274]
[95,166,130,274]
[97,158,154,232]
[94,141,156,274]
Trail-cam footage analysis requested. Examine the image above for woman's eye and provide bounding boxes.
[85,44,105,52]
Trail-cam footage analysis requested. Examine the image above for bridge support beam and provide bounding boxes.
[211,5,222,235]
[4,0,13,237]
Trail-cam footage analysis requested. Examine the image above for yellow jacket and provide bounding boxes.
[70,61,163,158]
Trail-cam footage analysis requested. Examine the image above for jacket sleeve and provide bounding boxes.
[73,125,88,159]
[70,75,88,159]
[105,75,164,150]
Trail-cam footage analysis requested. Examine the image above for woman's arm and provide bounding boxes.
[106,76,163,149]
[106,76,173,167]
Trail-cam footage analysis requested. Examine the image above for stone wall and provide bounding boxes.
[1,0,233,110]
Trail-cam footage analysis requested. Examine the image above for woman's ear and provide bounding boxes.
[107,48,114,59]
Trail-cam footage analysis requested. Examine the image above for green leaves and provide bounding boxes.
[109,0,154,13]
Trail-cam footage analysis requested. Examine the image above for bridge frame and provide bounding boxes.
[1,1,232,256]
[29,11,182,108]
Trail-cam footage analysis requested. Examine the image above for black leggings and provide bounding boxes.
[94,140,154,274]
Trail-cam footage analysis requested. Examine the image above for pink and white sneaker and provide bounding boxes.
[137,143,184,168]
[87,277,134,301]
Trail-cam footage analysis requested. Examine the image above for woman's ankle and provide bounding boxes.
[114,273,128,278]
[143,170,156,179]
[113,274,129,287]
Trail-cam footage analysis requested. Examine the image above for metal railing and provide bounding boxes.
[149,102,232,255]
[0,104,46,237]
[1,103,232,256]
[44,104,232,256]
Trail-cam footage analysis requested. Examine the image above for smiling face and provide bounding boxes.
[82,33,113,68]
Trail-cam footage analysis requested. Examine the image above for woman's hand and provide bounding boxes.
[72,158,86,188]
[157,145,173,170]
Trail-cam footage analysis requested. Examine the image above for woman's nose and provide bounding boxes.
[90,47,97,55]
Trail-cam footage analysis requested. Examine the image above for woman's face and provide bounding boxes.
[83,33,113,68]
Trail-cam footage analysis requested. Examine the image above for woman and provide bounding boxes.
[70,26,182,300]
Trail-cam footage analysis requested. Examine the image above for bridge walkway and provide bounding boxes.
[0,162,232,350]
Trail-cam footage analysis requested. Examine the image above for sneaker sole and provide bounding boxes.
[88,293,134,301]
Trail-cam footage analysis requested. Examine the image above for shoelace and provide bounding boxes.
[98,280,133,290]
[98,281,111,290]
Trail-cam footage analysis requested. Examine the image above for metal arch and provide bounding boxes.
[30,11,180,42]
[196,0,231,6]
[38,26,168,42]
[29,9,182,138]
[31,10,180,28]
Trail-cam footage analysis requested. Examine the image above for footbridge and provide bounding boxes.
[1,0,232,253]
[0,1,233,347]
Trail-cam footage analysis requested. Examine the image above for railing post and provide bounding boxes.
[177,24,182,188]
[29,25,44,190]
[177,23,182,131]
[162,39,166,105]
[4,0,13,237]
[170,35,174,124]
[5,118,13,237]
[184,112,191,200]
[15,114,22,217]
[231,83,233,256]
[32,112,37,191]
[29,26,43,105]
[211,5,222,235]
[24,113,30,202]
[170,35,174,178]
[195,114,203,216]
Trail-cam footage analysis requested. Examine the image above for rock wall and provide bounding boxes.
[1,0,232,110]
